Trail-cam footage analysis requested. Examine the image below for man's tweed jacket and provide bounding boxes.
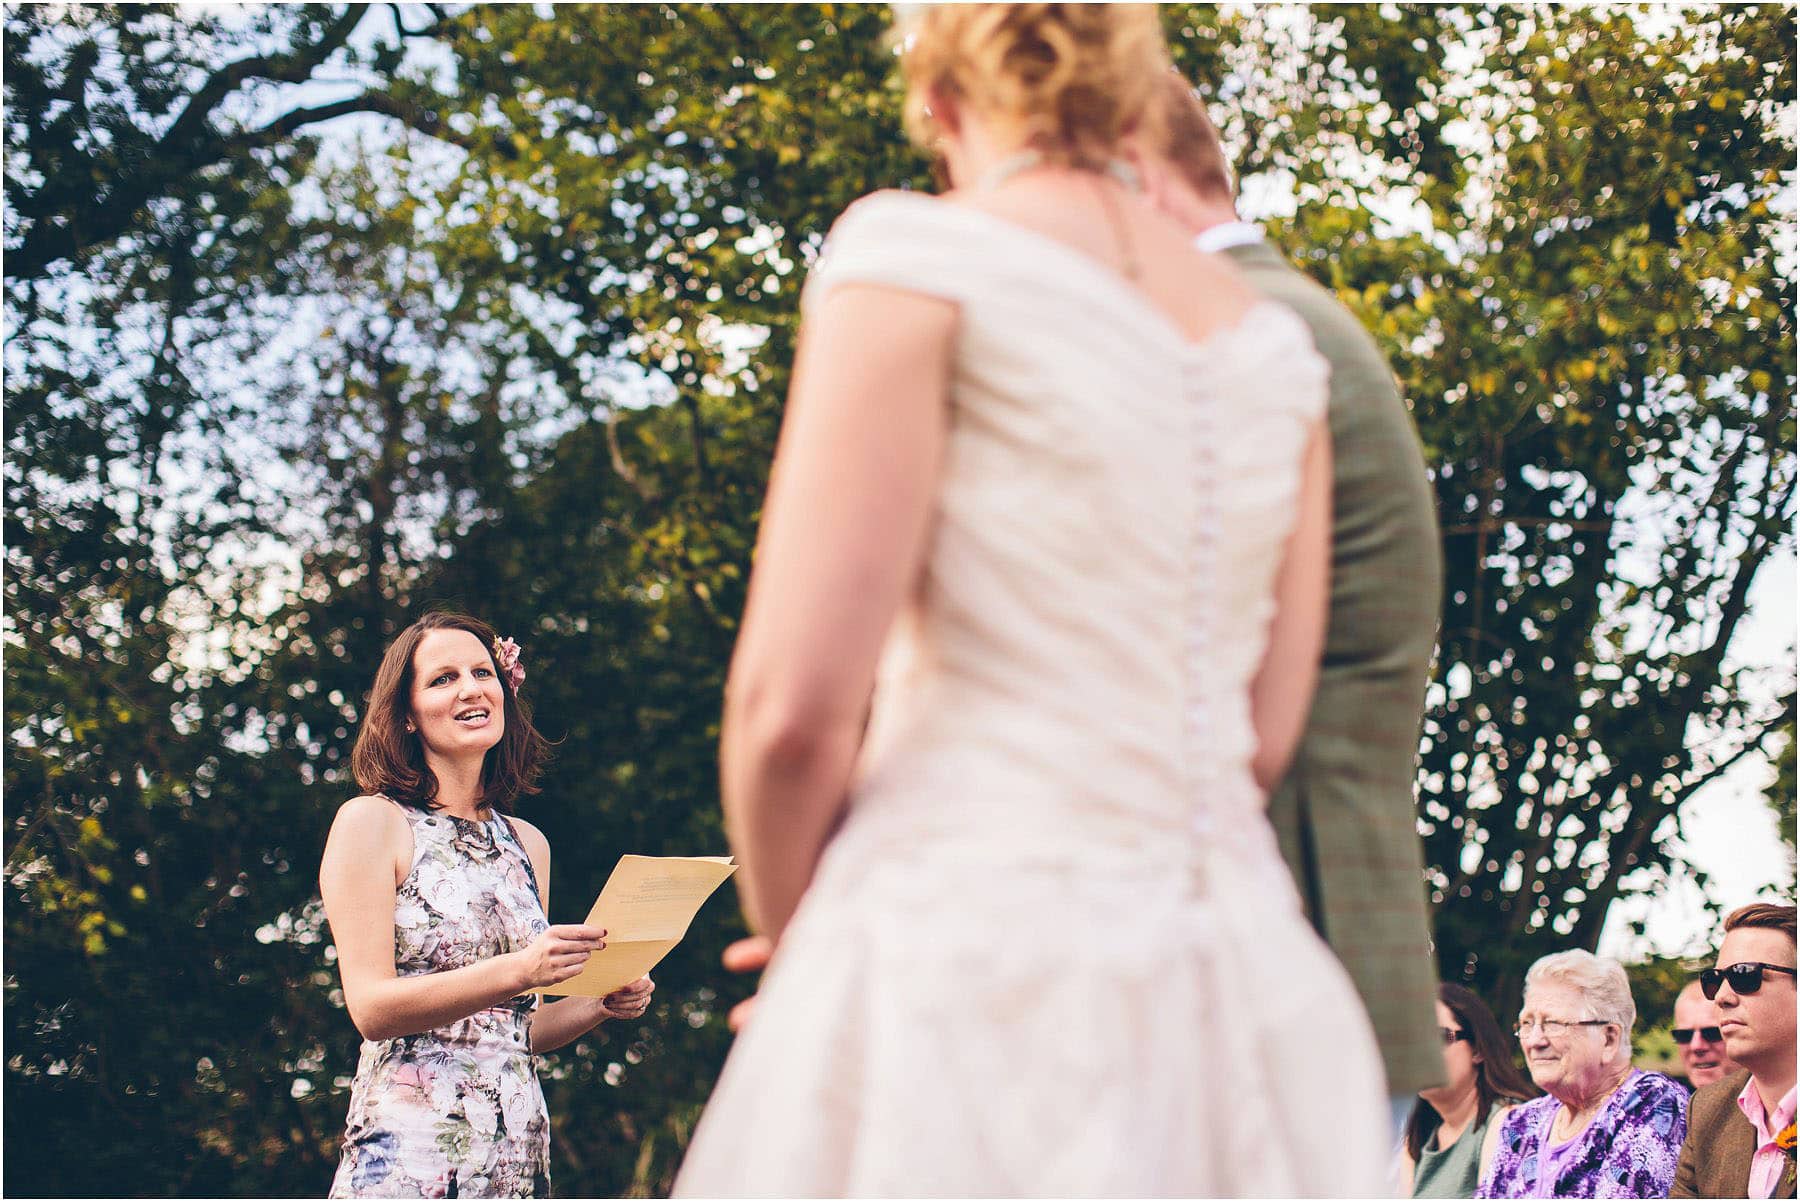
[1672,1070,1798,1198]
[1225,239,1444,1094]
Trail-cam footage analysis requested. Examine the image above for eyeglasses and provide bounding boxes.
[1440,1027,1470,1046]
[1513,1017,1612,1040]
[1671,1026,1723,1045]
[1700,962,1798,1000]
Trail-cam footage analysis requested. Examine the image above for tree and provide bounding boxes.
[1182,2,1794,1000]
[346,9,933,1189]
[1195,2,1793,1000]
[8,4,929,1193]
[3,5,480,1192]
[1395,6,1794,999]
[3,4,463,283]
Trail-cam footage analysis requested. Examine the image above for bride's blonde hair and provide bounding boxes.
[899,4,1170,171]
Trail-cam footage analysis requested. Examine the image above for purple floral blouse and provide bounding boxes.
[1478,1070,1688,1199]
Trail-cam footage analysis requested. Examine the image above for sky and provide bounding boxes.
[1597,549,1797,964]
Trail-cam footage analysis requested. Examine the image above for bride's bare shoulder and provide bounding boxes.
[843,187,940,213]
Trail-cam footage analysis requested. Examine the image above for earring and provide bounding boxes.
[405,722,416,733]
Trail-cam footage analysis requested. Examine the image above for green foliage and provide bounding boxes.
[1626,954,1704,1039]
[1625,954,1708,1075]
[6,4,1793,1196]
[1766,726,1797,853]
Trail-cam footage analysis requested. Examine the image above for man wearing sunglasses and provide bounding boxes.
[1672,978,1740,1090]
[1672,902,1797,1199]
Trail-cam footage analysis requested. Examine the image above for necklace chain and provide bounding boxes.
[1092,172,1141,283]
[973,148,1143,282]
[974,147,1047,192]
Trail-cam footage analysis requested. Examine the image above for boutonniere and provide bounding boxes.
[1776,1122,1796,1158]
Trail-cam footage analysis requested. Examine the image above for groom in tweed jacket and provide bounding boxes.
[1139,76,1445,1107]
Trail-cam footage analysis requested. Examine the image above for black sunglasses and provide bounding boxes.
[1700,961,1799,1000]
[1671,1025,1723,1044]
[1439,1027,1469,1046]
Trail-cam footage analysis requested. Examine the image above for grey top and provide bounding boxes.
[1413,1109,1495,1199]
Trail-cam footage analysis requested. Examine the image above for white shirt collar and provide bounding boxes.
[1193,221,1265,254]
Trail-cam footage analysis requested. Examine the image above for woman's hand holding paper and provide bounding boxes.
[511,924,608,992]
[599,976,655,1020]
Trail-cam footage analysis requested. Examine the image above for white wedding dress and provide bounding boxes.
[675,192,1391,1198]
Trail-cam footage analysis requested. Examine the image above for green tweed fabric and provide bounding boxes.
[1225,239,1445,1095]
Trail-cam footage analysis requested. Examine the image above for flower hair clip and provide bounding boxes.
[492,636,526,691]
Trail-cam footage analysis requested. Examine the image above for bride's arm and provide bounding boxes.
[1248,421,1333,793]
[722,283,956,943]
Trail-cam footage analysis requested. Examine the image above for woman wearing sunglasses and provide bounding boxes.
[1400,983,1538,1197]
[1477,950,1688,1198]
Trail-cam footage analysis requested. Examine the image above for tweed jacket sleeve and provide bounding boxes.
[1671,1107,1701,1201]
[1670,1076,1736,1200]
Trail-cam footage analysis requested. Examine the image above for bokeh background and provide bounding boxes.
[5,4,1794,1196]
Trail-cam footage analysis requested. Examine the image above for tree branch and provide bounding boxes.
[1666,693,1798,814]
[251,91,444,144]
[158,6,369,154]
[4,7,479,280]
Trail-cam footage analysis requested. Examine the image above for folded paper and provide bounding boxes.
[536,854,738,999]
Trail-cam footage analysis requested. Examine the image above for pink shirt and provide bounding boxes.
[1736,1077,1797,1199]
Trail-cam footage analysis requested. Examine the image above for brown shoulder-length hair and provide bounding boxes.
[349,610,550,813]
[1405,982,1540,1160]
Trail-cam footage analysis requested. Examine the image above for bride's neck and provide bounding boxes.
[942,117,1044,192]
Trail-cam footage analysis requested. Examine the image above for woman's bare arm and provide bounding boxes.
[721,283,955,942]
[1247,423,1332,793]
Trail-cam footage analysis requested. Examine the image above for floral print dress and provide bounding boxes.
[331,804,552,1199]
[1478,1070,1688,1198]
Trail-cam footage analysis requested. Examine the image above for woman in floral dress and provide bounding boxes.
[320,611,653,1198]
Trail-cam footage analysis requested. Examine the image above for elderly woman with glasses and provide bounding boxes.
[1478,950,1689,1198]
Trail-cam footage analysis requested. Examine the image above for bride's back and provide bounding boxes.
[775,6,1336,859]
[803,185,1326,870]
[900,3,1259,348]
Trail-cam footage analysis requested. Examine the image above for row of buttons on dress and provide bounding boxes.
[1184,359,1219,902]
